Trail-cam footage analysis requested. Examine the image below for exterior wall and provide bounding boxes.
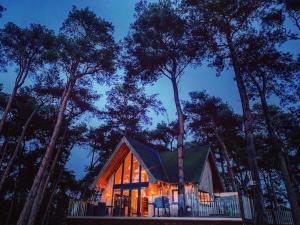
[198,161,213,193]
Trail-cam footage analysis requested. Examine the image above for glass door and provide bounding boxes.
[140,188,149,216]
[123,190,130,216]
[130,189,138,216]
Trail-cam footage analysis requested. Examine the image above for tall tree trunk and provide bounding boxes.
[213,126,237,191]
[267,170,278,210]
[0,63,29,135]
[262,170,278,224]
[219,150,229,191]
[26,128,67,225]
[0,108,36,192]
[41,167,64,225]
[258,89,300,225]
[17,79,75,225]
[0,140,8,167]
[5,176,18,225]
[226,33,267,225]
[171,74,186,216]
[0,85,18,134]
[82,142,97,199]
[262,171,275,209]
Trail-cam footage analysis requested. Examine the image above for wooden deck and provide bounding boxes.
[66,216,243,225]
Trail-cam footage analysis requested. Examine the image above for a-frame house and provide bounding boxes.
[92,136,223,217]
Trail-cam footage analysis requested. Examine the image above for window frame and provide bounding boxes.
[111,152,149,216]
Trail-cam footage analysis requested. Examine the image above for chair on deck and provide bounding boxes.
[153,196,170,217]
[94,202,106,216]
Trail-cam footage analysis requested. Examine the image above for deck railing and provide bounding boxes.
[187,193,241,217]
[189,200,240,217]
[67,193,243,218]
[67,195,294,225]
[68,200,88,217]
[265,209,294,225]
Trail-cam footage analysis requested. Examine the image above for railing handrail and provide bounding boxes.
[67,194,294,225]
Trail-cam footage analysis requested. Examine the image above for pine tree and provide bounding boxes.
[17,7,118,225]
[123,1,205,214]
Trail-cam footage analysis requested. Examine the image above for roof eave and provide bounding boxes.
[90,136,127,189]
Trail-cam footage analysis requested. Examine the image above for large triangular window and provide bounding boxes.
[113,151,149,185]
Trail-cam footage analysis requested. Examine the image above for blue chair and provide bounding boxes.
[153,196,170,217]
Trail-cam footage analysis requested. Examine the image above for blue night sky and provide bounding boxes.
[0,0,298,179]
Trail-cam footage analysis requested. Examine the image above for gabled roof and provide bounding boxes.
[125,137,167,182]
[159,143,210,183]
[93,136,220,187]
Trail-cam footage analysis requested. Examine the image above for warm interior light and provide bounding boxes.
[199,192,211,202]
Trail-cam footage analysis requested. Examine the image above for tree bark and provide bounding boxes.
[226,33,267,225]
[170,74,186,216]
[41,167,64,225]
[5,176,18,225]
[0,108,37,192]
[267,170,278,210]
[26,128,68,225]
[0,140,8,167]
[219,150,229,190]
[262,171,275,208]
[0,84,18,134]
[17,78,75,225]
[256,83,300,225]
[262,170,278,224]
[213,125,237,191]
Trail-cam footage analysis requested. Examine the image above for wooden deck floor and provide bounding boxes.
[66,216,244,225]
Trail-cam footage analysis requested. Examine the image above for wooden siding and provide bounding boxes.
[198,161,213,193]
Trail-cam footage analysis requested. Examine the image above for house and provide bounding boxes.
[91,136,224,217]
[66,137,295,225]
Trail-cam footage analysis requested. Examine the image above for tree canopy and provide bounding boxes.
[0,2,299,225]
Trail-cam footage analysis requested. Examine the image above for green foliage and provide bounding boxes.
[0,2,299,223]
[0,86,85,225]
[184,91,242,141]
[285,0,300,10]
[236,25,299,106]
[123,0,205,83]
[104,82,164,132]
[0,4,6,18]
[148,121,177,150]
[0,22,56,77]
[58,6,118,84]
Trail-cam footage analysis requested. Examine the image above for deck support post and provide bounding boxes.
[238,190,245,222]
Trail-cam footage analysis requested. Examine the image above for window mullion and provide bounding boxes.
[129,153,133,183]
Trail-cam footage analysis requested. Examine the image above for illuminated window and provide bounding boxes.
[140,188,148,216]
[132,155,140,183]
[199,192,212,202]
[131,189,138,216]
[111,151,151,217]
[113,189,121,207]
[141,168,149,182]
[113,152,149,185]
[123,153,131,184]
[114,163,122,185]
